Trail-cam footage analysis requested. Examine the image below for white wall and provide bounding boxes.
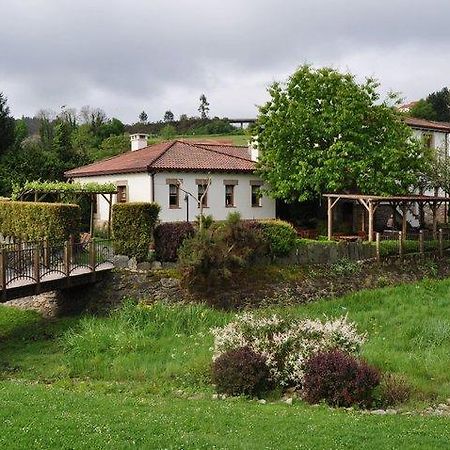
[153,171,276,222]
[72,172,152,223]
[411,129,449,155]
[72,171,276,224]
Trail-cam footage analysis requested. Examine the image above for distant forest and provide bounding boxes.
[0,93,246,197]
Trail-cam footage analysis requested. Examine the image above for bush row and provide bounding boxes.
[211,313,410,408]
[154,222,195,262]
[154,216,298,263]
[112,202,160,261]
[0,200,80,242]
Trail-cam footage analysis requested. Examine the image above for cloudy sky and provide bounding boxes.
[1,0,450,123]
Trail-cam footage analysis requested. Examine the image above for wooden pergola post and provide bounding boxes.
[401,203,407,240]
[89,193,95,237]
[368,200,374,243]
[327,197,333,240]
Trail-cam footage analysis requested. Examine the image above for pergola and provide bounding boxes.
[323,193,450,242]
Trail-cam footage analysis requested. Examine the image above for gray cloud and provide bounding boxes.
[1,0,450,122]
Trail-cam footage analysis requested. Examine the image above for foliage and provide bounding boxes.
[212,313,365,387]
[255,65,425,201]
[246,219,297,257]
[139,111,148,123]
[427,87,450,122]
[93,133,129,160]
[198,94,210,119]
[178,213,265,291]
[195,214,214,229]
[302,349,380,407]
[160,124,177,140]
[211,346,271,397]
[112,202,160,261]
[377,373,412,407]
[409,99,437,121]
[330,258,361,277]
[12,180,117,200]
[164,110,174,122]
[424,150,450,194]
[178,229,238,290]
[0,200,80,241]
[0,92,15,156]
[154,222,195,262]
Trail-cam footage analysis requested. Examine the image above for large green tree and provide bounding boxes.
[255,66,425,201]
[0,93,15,155]
[410,87,450,122]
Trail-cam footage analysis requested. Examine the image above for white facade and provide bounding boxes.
[72,171,276,224]
[411,128,450,156]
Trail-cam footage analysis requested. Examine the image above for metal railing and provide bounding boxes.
[0,237,114,291]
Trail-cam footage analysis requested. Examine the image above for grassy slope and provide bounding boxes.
[147,133,249,146]
[1,278,450,448]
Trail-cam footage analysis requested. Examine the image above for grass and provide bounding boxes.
[1,278,450,447]
[147,133,249,146]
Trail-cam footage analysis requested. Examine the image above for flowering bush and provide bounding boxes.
[211,313,365,387]
[212,346,271,397]
[303,350,380,407]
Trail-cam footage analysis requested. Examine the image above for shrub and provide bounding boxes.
[377,373,412,407]
[212,346,271,397]
[112,202,160,261]
[330,258,361,276]
[212,313,365,387]
[178,213,266,290]
[178,229,238,290]
[154,222,195,262]
[255,220,298,257]
[303,350,380,408]
[0,200,80,242]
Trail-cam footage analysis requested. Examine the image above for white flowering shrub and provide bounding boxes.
[211,313,365,387]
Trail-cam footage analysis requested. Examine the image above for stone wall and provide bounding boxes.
[278,241,376,265]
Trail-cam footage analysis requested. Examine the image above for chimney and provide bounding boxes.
[249,138,259,161]
[130,133,149,151]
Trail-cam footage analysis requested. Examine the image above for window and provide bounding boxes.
[169,184,179,208]
[251,185,262,207]
[198,184,208,208]
[117,185,127,203]
[225,185,235,207]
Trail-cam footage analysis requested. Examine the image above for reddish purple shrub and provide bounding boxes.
[303,349,380,407]
[154,222,195,262]
[212,346,271,397]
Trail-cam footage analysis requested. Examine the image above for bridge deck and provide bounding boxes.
[1,239,115,302]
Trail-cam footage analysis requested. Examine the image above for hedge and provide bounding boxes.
[112,202,160,261]
[154,222,195,262]
[0,201,80,242]
[246,219,298,257]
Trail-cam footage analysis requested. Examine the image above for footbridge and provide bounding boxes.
[0,238,114,302]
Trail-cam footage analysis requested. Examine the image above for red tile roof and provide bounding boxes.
[65,140,255,178]
[404,117,450,133]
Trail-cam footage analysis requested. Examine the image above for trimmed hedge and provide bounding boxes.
[154,222,195,262]
[0,201,80,242]
[246,219,297,257]
[112,202,160,261]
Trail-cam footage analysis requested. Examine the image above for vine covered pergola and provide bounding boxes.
[324,193,450,242]
[13,181,118,237]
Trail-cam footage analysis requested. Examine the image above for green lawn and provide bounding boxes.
[1,278,450,448]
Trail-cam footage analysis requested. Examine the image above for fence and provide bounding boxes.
[374,229,450,261]
[0,237,114,291]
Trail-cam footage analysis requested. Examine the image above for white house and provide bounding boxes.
[405,117,450,156]
[65,135,276,224]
